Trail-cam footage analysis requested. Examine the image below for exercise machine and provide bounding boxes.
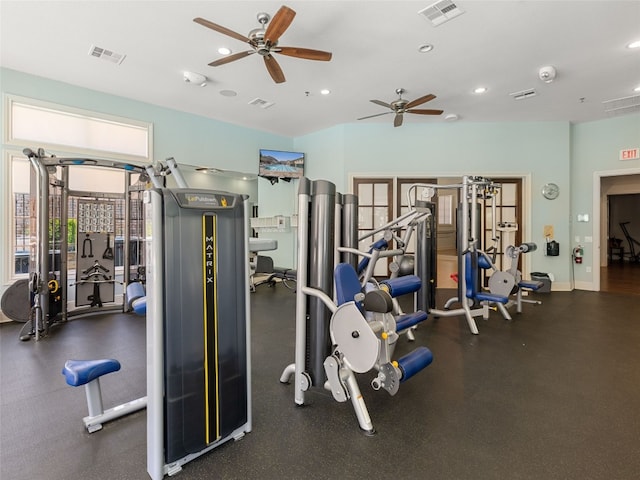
[19,148,150,341]
[145,184,251,479]
[280,178,433,433]
[389,177,511,335]
[620,222,640,262]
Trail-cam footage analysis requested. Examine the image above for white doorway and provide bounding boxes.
[592,169,640,291]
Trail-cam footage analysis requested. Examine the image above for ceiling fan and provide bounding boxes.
[193,5,332,84]
[357,88,444,127]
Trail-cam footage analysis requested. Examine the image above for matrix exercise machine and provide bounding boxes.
[145,184,252,478]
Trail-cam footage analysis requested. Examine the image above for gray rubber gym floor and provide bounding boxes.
[1,286,639,480]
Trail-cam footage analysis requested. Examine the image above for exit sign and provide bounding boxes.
[620,148,639,160]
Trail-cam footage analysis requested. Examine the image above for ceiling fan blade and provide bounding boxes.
[193,17,250,43]
[276,47,332,61]
[407,108,444,115]
[357,111,393,121]
[264,54,286,83]
[209,50,254,67]
[370,99,392,109]
[394,113,404,127]
[265,6,296,44]
[406,94,436,109]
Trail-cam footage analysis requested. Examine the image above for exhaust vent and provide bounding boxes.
[248,98,275,109]
[603,95,640,116]
[88,45,126,65]
[510,88,537,100]
[418,0,465,26]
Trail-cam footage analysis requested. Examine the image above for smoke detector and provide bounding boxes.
[538,66,557,83]
[183,71,207,87]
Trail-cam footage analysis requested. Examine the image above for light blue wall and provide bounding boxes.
[296,121,573,286]
[0,68,291,172]
[571,115,640,285]
[0,67,292,279]
[2,67,638,288]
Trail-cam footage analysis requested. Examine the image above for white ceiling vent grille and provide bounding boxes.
[248,98,275,109]
[88,45,126,65]
[510,88,538,100]
[418,0,465,26]
[603,95,640,116]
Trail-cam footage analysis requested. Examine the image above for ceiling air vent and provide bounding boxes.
[510,88,538,100]
[88,45,126,65]
[603,95,640,116]
[418,0,465,26]
[248,98,275,109]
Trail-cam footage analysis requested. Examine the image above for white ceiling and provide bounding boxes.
[1,1,639,137]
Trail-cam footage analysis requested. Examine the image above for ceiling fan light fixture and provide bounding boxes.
[194,6,332,84]
[418,43,434,53]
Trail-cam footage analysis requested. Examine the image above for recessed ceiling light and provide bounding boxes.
[320,89,331,95]
[218,47,232,55]
[418,43,434,53]
[634,86,640,92]
[220,89,237,97]
[474,87,487,94]
[627,40,640,49]
[444,113,459,122]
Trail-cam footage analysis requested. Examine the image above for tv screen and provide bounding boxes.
[259,149,304,181]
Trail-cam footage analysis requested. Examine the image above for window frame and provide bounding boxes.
[2,95,153,283]
[3,94,153,162]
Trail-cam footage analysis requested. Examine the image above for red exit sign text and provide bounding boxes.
[620,148,639,160]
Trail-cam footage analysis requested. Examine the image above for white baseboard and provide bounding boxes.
[573,281,595,291]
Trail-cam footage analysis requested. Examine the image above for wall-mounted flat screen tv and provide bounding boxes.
[259,149,304,182]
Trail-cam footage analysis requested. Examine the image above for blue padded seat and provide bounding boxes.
[519,280,544,290]
[126,281,145,307]
[131,296,147,315]
[357,238,389,274]
[335,263,364,306]
[465,252,509,304]
[62,359,121,387]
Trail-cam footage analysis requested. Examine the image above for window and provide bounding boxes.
[2,95,152,282]
[5,95,151,160]
[353,178,393,277]
[438,194,454,226]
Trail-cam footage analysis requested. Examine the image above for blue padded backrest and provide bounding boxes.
[335,263,363,306]
[478,254,493,270]
[357,238,389,274]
